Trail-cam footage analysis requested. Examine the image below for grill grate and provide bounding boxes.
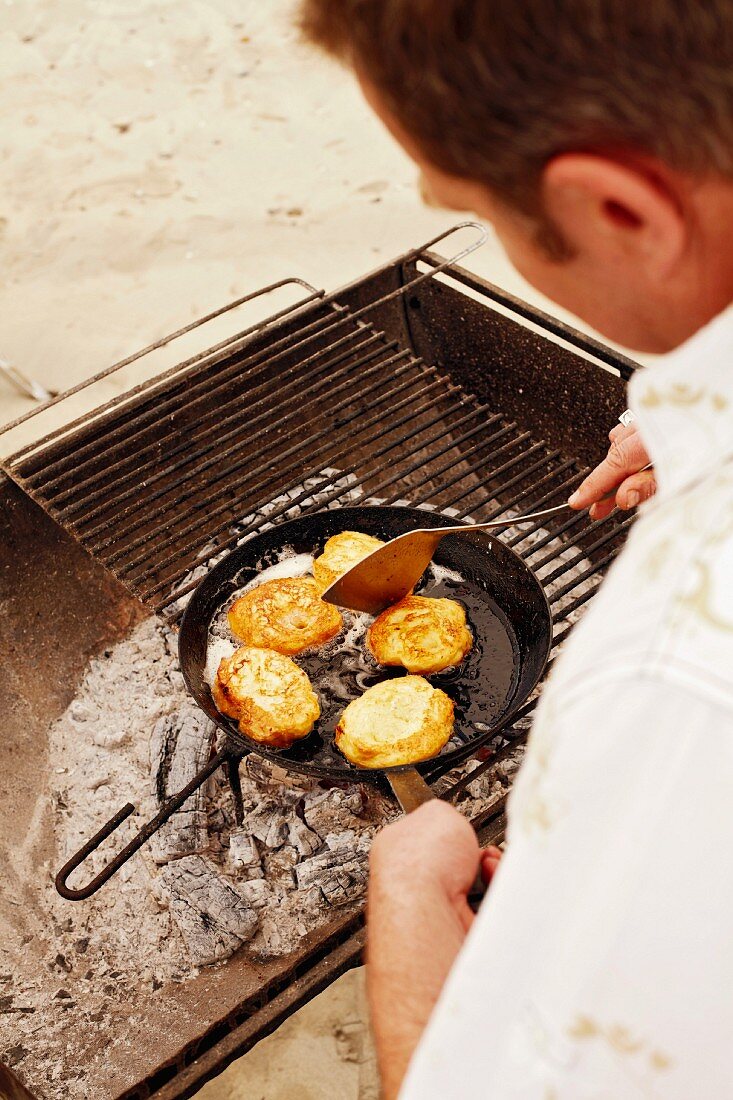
[2,230,632,801]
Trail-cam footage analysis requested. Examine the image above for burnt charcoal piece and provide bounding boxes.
[302,788,365,839]
[239,800,292,849]
[154,854,258,966]
[239,878,271,909]
[228,830,263,879]
[295,846,369,907]
[149,707,215,863]
[243,755,313,797]
[288,815,321,857]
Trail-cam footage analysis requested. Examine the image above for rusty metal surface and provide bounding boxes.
[0,473,144,906]
[0,1062,38,1100]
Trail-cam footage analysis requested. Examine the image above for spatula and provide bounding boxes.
[322,467,652,614]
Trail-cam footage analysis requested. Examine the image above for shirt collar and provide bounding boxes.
[629,305,733,498]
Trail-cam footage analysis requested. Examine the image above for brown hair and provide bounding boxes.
[299,0,733,217]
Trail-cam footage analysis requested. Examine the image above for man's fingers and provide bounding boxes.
[480,846,503,885]
[569,430,650,509]
[588,498,617,522]
[588,469,657,519]
[608,422,636,444]
[616,469,657,510]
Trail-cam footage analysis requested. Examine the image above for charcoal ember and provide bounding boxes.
[239,879,271,909]
[295,847,368,907]
[153,855,258,967]
[496,752,524,782]
[324,829,356,851]
[228,831,263,880]
[262,844,299,884]
[149,708,215,864]
[240,800,291,848]
[303,788,365,839]
[288,815,321,857]
[243,755,314,796]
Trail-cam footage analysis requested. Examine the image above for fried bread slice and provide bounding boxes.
[335,675,454,767]
[228,577,342,655]
[313,530,385,593]
[368,595,472,675]
[213,645,320,748]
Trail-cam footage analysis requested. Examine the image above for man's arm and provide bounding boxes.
[367,801,498,1100]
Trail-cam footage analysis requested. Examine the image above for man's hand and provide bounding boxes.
[568,422,656,520]
[370,799,481,931]
[367,801,499,1099]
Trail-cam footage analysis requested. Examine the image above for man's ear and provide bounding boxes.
[541,153,688,276]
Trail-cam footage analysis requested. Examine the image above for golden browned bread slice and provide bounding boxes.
[228,577,342,655]
[367,595,472,675]
[212,645,320,748]
[312,530,385,593]
[335,676,454,768]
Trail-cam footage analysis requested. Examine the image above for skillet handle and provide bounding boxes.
[387,768,487,911]
[55,747,230,901]
[387,767,436,812]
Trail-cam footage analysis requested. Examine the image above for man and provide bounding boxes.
[300,3,733,1097]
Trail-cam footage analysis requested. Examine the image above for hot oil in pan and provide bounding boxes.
[297,569,518,764]
[206,551,519,768]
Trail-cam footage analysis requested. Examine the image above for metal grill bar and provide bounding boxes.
[14,304,372,477]
[538,518,631,585]
[379,429,532,507]
[132,383,480,592]
[77,342,412,543]
[511,508,586,556]
[30,306,365,495]
[55,323,384,513]
[2,278,326,461]
[443,453,572,518]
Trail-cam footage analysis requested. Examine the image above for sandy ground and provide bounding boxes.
[0,2,621,1096]
[0,0,587,435]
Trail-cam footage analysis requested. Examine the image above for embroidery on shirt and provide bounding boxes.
[671,495,733,637]
[517,694,565,836]
[677,561,733,633]
[638,382,727,411]
[641,536,673,583]
[567,1015,673,1096]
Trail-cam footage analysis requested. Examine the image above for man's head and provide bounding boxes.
[300,0,733,352]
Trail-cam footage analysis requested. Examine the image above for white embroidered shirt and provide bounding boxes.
[401,306,733,1099]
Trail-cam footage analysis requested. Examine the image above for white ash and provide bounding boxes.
[152,854,259,966]
[149,707,215,863]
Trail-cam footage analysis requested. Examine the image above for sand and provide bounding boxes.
[0,0,583,438]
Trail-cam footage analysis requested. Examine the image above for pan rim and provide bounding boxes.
[179,504,553,780]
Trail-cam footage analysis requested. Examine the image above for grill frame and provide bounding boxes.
[1,231,639,1099]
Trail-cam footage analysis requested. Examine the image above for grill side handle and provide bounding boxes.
[54,746,231,901]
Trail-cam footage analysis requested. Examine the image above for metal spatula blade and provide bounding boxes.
[322,527,448,613]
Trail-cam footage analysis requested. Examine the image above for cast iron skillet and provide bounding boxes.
[180,506,551,779]
[56,505,551,900]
